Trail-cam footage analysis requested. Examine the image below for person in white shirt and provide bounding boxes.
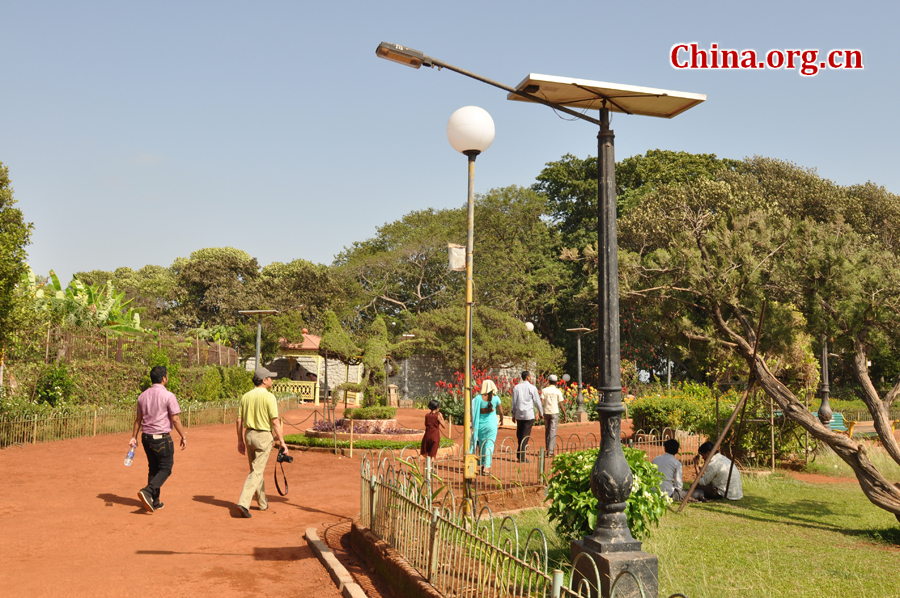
[511,371,543,462]
[693,441,743,500]
[652,438,686,500]
[541,375,563,456]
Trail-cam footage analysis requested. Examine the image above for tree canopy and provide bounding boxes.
[619,156,900,520]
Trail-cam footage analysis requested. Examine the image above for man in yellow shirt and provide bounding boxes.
[235,367,288,518]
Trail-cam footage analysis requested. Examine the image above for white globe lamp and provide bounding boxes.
[447,106,495,155]
[525,322,534,332]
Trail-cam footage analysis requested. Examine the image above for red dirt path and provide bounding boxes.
[0,405,624,598]
[0,406,359,598]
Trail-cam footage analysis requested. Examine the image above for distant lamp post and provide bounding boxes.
[818,336,832,426]
[377,42,703,596]
[566,327,593,423]
[238,310,279,370]
[447,105,494,509]
[401,333,416,401]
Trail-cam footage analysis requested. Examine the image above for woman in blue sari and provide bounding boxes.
[471,380,504,476]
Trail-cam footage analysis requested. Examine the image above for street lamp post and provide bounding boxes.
[566,327,592,423]
[401,333,415,401]
[447,106,495,512]
[377,43,703,597]
[238,310,279,370]
[818,335,833,426]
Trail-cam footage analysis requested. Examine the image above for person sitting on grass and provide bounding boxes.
[693,440,743,501]
[652,438,688,501]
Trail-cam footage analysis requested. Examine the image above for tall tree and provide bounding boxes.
[170,247,261,330]
[334,208,466,319]
[619,157,900,520]
[0,163,34,350]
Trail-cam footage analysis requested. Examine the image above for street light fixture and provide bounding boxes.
[446,105,495,508]
[400,333,416,401]
[566,327,593,423]
[377,42,704,596]
[238,310,279,371]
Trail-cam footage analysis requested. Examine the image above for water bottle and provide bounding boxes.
[124,447,135,467]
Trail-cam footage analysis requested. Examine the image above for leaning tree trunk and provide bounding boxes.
[712,306,900,522]
[850,337,900,467]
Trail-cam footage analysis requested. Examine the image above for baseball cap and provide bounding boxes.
[255,367,277,379]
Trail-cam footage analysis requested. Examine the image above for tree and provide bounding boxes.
[170,247,261,330]
[537,150,739,382]
[619,156,900,521]
[410,305,564,373]
[0,163,33,352]
[334,208,466,319]
[257,258,352,332]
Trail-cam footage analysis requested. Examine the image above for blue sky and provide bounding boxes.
[2,1,897,282]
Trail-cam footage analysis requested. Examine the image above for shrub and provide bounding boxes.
[630,382,734,432]
[545,447,668,541]
[221,367,253,399]
[194,368,223,401]
[34,363,75,407]
[344,406,397,420]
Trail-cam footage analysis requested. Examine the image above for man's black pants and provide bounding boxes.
[141,432,175,503]
[516,419,534,462]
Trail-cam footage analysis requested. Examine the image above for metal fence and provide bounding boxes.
[5,326,238,368]
[371,428,705,507]
[0,397,301,449]
[360,452,687,598]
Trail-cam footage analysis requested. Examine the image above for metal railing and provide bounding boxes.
[0,397,302,449]
[372,428,704,509]
[360,451,687,597]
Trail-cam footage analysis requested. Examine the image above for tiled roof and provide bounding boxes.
[279,334,321,351]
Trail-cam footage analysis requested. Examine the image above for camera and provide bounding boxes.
[276,450,293,464]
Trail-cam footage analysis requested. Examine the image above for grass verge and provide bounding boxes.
[511,473,899,598]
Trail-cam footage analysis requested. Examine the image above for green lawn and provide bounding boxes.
[514,474,900,598]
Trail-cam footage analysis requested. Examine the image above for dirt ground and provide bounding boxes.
[0,404,616,598]
[6,401,866,598]
[0,405,360,598]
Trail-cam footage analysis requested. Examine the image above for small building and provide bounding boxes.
[266,333,364,405]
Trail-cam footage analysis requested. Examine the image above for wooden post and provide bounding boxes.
[217,343,222,366]
[188,407,192,428]
[350,421,354,459]
[770,396,775,471]
[32,414,38,444]
[115,337,123,363]
[64,331,72,362]
[45,323,52,364]
[93,409,98,436]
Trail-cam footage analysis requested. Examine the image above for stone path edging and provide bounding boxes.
[305,527,368,598]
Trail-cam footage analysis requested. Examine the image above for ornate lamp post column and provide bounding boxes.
[818,335,832,426]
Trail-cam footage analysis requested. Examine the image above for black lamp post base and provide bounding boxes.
[571,540,658,598]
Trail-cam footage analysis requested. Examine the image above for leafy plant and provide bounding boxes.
[545,447,668,541]
[34,363,75,407]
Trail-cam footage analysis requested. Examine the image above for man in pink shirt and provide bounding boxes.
[129,366,187,513]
